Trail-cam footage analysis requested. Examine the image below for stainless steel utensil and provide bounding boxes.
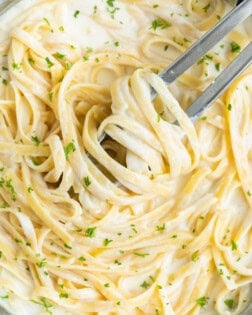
[159,0,252,120]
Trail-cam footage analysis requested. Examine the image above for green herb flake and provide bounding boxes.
[48,92,53,101]
[2,79,8,86]
[36,258,47,268]
[83,176,91,187]
[12,63,21,70]
[30,297,53,315]
[0,202,9,208]
[104,283,110,287]
[140,280,150,289]
[27,186,33,193]
[151,18,171,31]
[134,252,149,258]
[215,63,220,71]
[230,41,241,53]
[31,136,40,146]
[5,179,16,201]
[59,292,68,298]
[247,190,252,196]
[191,250,199,262]
[114,41,120,47]
[28,58,35,65]
[103,238,113,246]
[64,243,72,249]
[114,259,122,265]
[85,227,97,238]
[196,296,209,307]
[227,103,232,111]
[64,140,76,160]
[78,256,86,261]
[203,3,211,12]
[231,240,237,251]
[153,4,159,8]
[106,0,115,7]
[198,54,213,65]
[43,17,51,27]
[224,299,234,309]
[45,57,54,68]
[74,10,80,18]
[93,5,97,14]
[55,52,65,59]
[59,25,64,32]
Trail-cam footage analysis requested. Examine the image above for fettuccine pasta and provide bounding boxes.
[0,0,251,314]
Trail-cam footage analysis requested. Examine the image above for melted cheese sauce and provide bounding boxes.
[0,1,251,315]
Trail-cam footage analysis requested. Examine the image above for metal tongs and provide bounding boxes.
[159,0,252,120]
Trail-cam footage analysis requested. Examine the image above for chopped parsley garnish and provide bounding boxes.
[45,57,54,68]
[197,54,212,64]
[0,251,2,259]
[59,26,64,32]
[93,5,97,14]
[224,299,234,309]
[2,66,8,71]
[0,202,9,208]
[59,292,68,298]
[103,238,113,246]
[48,92,53,101]
[230,41,241,53]
[36,258,47,268]
[2,79,8,86]
[86,47,93,53]
[247,190,252,196]
[107,0,115,7]
[156,224,166,231]
[0,295,9,299]
[31,136,40,146]
[27,186,33,193]
[4,178,17,201]
[114,259,122,265]
[134,252,149,258]
[191,250,199,262]
[43,17,51,27]
[85,227,97,238]
[140,281,150,289]
[151,18,171,31]
[157,111,164,122]
[196,296,209,307]
[74,10,80,18]
[12,63,21,70]
[153,4,159,8]
[231,240,237,251]
[114,41,119,47]
[31,297,53,315]
[55,52,65,59]
[83,176,91,187]
[227,103,232,111]
[104,283,110,287]
[215,63,220,71]
[28,58,35,65]
[64,140,76,160]
[78,256,86,261]
[64,243,72,249]
[203,3,211,12]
